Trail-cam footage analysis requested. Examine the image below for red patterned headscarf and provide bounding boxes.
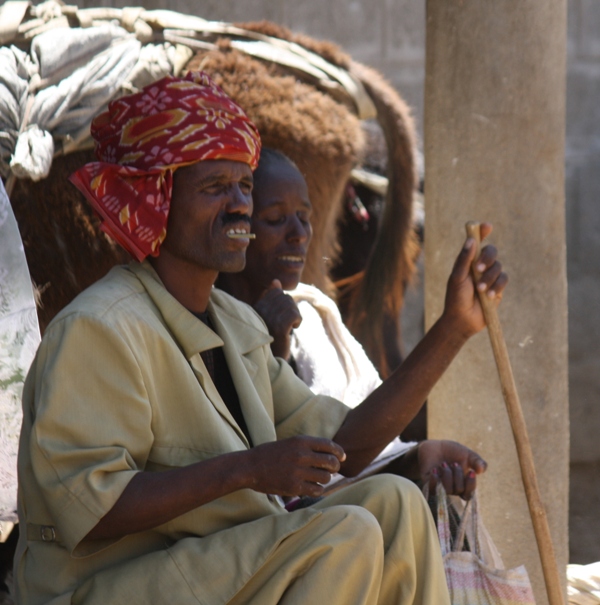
[69,72,261,261]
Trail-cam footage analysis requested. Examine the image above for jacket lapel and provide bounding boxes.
[129,262,248,443]
[129,262,275,448]
[207,297,276,447]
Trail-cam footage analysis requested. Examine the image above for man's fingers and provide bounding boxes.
[306,452,342,474]
[251,438,345,497]
[488,272,509,299]
[474,244,498,272]
[280,304,302,328]
[449,221,495,285]
[451,238,477,282]
[256,289,302,331]
[304,468,333,486]
[475,259,502,292]
[297,481,325,497]
[463,470,477,500]
[451,463,465,495]
[262,286,286,302]
[440,462,453,494]
[269,291,301,316]
[428,468,439,494]
[476,265,509,300]
[479,222,493,241]
[467,451,488,474]
[471,244,509,301]
[259,279,284,300]
[307,437,346,462]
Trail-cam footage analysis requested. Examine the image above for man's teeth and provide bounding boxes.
[279,256,303,262]
[227,229,256,239]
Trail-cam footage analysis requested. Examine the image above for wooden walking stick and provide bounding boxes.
[465,221,564,605]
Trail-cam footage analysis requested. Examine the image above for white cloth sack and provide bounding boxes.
[434,484,536,605]
[0,179,41,524]
[568,562,600,605]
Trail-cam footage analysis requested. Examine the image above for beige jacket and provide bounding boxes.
[15,261,349,605]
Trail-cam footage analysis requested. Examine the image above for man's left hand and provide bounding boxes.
[253,279,302,360]
[418,439,487,500]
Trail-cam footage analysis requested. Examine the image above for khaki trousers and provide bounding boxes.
[73,475,450,605]
[315,475,451,605]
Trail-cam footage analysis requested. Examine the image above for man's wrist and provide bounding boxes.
[435,312,474,347]
[382,443,422,483]
[400,442,423,483]
[214,450,258,493]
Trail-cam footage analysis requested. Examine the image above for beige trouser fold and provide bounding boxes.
[72,475,450,605]
[314,475,451,605]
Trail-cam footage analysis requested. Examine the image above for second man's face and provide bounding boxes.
[242,160,313,293]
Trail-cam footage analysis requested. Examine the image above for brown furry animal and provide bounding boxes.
[8,18,419,376]
[231,22,420,377]
[10,151,129,333]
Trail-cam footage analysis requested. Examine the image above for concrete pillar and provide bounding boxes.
[424,2,569,603]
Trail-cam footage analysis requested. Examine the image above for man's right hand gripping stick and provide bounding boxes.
[465,221,564,605]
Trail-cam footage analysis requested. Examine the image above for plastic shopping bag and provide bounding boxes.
[433,483,536,605]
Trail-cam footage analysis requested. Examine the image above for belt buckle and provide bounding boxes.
[40,525,56,542]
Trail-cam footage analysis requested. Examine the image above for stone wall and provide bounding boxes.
[424,4,569,602]
[565,0,600,565]
[78,0,599,564]
[80,0,427,131]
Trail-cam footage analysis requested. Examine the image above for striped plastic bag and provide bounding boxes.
[435,483,536,605]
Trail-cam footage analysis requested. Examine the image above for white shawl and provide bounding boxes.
[289,283,382,408]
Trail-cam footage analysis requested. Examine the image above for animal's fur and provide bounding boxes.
[186,45,364,299]
[194,23,421,376]
[10,151,128,333]
[343,61,420,377]
[9,19,419,375]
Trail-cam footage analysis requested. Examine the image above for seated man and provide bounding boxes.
[15,73,507,605]
[217,148,490,498]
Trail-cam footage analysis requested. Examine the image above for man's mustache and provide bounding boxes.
[221,213,252,226]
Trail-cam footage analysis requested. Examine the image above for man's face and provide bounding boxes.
[241,159,313,293]
[162,160,254,273]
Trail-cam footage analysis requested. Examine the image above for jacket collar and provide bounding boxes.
[129,261,272,358]
[129,261,222,358]
[128,261,274,447]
